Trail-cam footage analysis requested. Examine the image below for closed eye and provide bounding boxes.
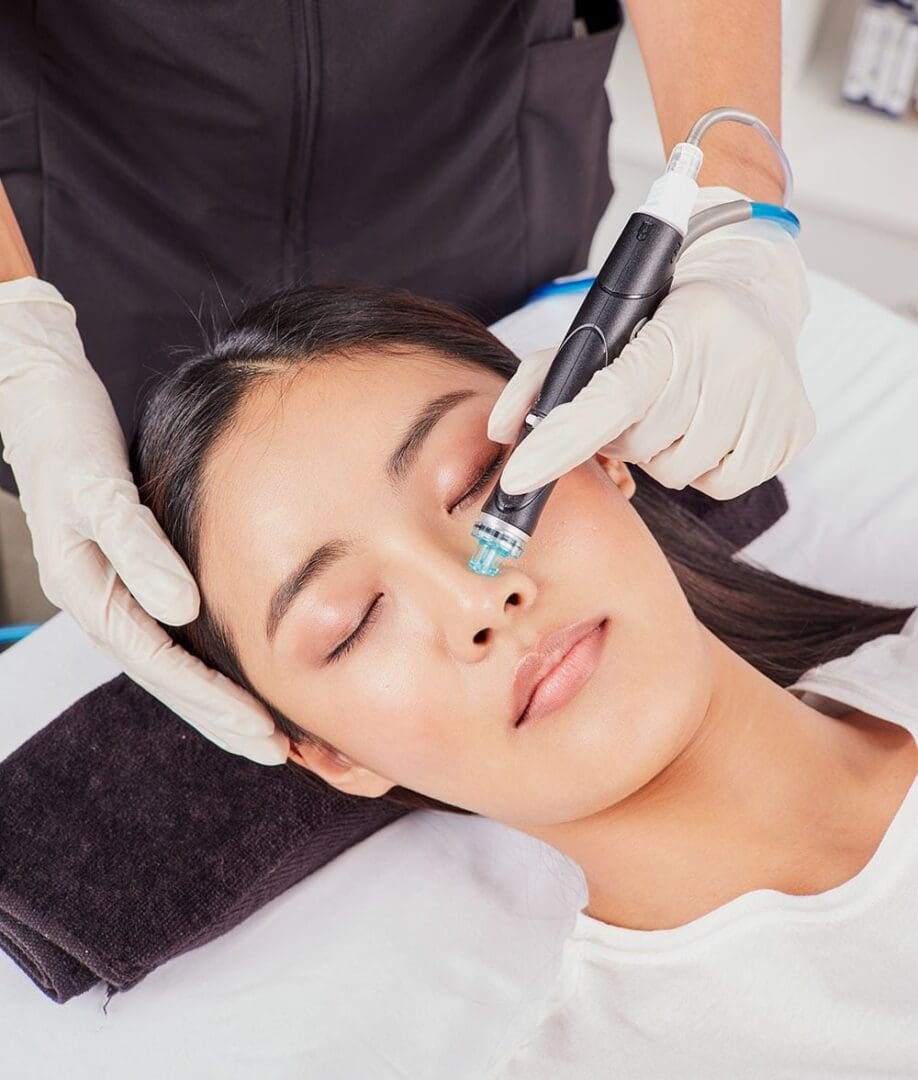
[325,446,509,665]
[450,446,508,514]
[326,593,383,664]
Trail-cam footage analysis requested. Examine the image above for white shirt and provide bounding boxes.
[490,606,918,1079]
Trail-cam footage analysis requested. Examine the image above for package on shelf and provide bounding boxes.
[842,0,918,118]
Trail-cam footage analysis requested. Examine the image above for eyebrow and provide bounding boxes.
[264,389,481,642]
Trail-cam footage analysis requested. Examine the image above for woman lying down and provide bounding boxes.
[131,282,918,1078]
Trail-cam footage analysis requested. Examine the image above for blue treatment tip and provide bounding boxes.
[468,539,507,577]
[468,517,528,576]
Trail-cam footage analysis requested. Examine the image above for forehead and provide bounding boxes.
[203,345,498,498]
[196,345,503,629]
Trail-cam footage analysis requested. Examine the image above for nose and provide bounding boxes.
[465,572,535,652]
[405,532,539,658]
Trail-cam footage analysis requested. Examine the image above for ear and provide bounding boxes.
[593,454,636,500]
[287,739,395,798]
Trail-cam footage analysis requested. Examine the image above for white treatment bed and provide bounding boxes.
[2,268,917,1079]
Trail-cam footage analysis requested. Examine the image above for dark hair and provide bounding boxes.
[129,282,914,817]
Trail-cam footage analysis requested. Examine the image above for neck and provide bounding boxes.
[524,624,884,931]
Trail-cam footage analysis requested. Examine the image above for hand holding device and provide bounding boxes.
[470,109,812,577]
[490,184,813,500]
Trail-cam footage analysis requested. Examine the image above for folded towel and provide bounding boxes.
[0,674,409,1004]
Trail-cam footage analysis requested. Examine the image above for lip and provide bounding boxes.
[512,616,608,729]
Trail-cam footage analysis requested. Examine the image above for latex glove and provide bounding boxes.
[0,276,290,765]
[488,186,815,500]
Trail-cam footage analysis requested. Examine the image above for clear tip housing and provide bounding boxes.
[468,539,509,577]
[468,516,528,577]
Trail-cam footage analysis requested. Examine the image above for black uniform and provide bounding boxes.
[0,0,786,547]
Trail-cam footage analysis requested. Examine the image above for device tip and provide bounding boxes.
[468,539,505,577]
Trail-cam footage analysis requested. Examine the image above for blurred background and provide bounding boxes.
[1,0,916,646]
[591,0,918,316]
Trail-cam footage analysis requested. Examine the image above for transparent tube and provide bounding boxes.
[684,107,794,205]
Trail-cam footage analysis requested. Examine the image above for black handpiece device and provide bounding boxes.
[468,212,684,576]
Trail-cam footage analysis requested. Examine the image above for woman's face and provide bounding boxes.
[198,347,711,828]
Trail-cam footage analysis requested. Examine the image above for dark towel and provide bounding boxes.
[0,475,785,1005]
[0,675,409,1004]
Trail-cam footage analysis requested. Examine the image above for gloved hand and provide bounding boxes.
[488,185,815,500]
[0,276,290,765]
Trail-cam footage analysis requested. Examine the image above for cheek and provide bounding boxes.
[511,463,711,814]
[532,461,639,573]
[271,632,456,776]
[560,468,702,705]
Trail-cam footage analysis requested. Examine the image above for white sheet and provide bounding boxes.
[2,269,917,1079]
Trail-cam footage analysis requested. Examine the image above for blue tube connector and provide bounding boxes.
[749,201,801,238]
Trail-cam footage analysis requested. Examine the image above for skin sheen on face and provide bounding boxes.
[197,347,711,830]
